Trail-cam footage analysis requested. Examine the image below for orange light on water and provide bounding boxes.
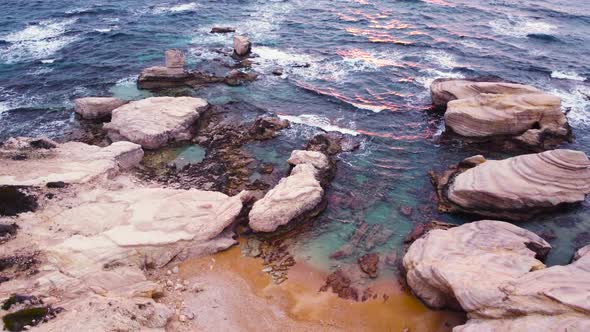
[344,27,412,45]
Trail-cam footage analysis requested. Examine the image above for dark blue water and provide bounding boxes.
[1,0,590,274]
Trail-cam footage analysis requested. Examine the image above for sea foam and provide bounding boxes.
[0,19,78,63]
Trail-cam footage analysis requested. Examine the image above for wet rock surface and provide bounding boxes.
[358,253,379,278]
[432,150,590,221]
[140,102,289,194]
[137,50,257,91]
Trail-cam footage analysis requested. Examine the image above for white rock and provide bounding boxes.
[74,97,127,119]
[287,150,330,171]
[0,139,143,186]
[249,164,323,232]
[104,97,208,149]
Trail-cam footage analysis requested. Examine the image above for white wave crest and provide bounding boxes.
[278,114,359,136]
[415,69,464,90]
[550,86,590,128]
[551,71,586,82]
[0,19,78,63]
[153,2,199,14]
[425,50,459,69]
[490,17,556,38]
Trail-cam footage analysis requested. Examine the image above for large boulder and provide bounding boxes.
[445,93,566,137]
[430,79,541,108]
[430,78,569,148]
[73,97,127,120]
[103,97,208,149]
[403,220,550,311]
[0,138,143,186]
[404,220,590,331]
[249,163,324,232]
[446,149,590,220]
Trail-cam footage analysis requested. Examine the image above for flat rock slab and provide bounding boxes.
[448,149,590,215]
[0,138,143,186]
[249,163,324,232]
[47,187,246,274]
[104,97,208,149]
[0,184,247,330]
[73,97,127,119]
[404,220,590,331]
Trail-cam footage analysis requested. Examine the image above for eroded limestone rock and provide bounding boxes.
[430,78,569,149]
[249,163,324,232]
[0,138,143,186]
[104,97,208,149]
[287,150,330,171]
[73,97,127,120]
[445,93,566,138]
[447,149,590,220]
[0,181,248,331]
[431,79,541,108]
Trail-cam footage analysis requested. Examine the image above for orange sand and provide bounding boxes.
[180,243,465,331]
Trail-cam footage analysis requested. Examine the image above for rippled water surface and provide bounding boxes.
[1,0,590,272]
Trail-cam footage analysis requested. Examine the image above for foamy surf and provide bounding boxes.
[490,17,556,39]
[153,2,199,14]
[0,18,78,63]
[550,86,590,128]
[551,71,586,82]
[278,114,359,136]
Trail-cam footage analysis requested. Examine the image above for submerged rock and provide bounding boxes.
[233,35,251,57]
[358,253,379,278]
[249,163,324,232]
[73,97,127,120]
[404,220,590,331]
[0,138,143,186]
[319,269,359,301]
[443,149,590,220]
[104,97,208,149]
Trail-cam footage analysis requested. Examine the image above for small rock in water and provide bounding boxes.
[272,67,283,76]
[166,270,172,275]
[211,27,235,33]
[233,35,251,56]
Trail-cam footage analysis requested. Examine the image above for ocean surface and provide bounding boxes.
[1,0,590,276]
